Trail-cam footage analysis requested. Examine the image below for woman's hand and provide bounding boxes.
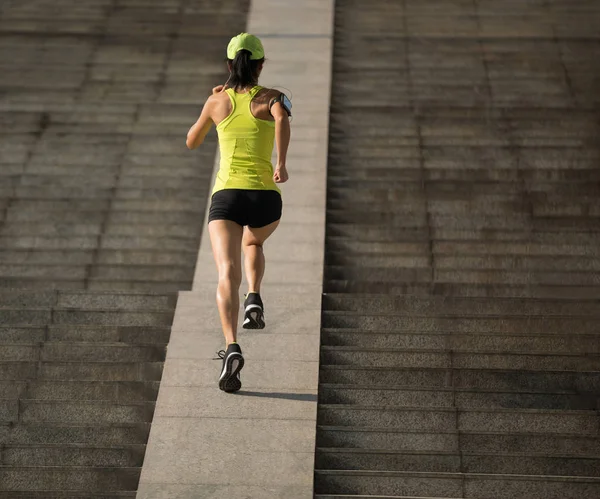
[212,85,225,94]
[273,165,289,183]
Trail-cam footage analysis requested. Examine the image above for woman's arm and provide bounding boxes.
[186,96,215,149]
[271,97,291,183]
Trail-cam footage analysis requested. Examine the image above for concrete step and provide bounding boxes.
[0,326,46,344]
[315,449,600,477]
[86,279,191,292]
[46,325,171,343]
[0,467,140,492]
[321,313,600,334]
[19,399,155,424]
[321,330,600,354]
[318,385,598,411]
[95,249,197,266]
[1,380,160,402]
[37,362,164,382]
[89,265,193,281]
[321,294,600,317]
[2,444,145,467]
[0,423,150,445]
[316,427,600,456]
[314,470,463,497]
[319,366,600,392]
[324,280,600,299]
[0,492,136,498]
[55,292,178,310]
[51,309,174,327]
[314,470,600,498]
[325,266,600,287]
[325,265,432,283]
[320,346,600,371]
[317,406,599,434]
[0,308,173,327]
[38,341,166,362]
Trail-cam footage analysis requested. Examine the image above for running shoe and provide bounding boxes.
[243,292,265,329]
[215,343,244,393]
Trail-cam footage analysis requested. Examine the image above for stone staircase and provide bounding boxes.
[0,0,249,495]
[314,0,600,497]
[0,290,174,496]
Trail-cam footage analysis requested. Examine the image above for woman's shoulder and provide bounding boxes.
[254,87,281,103]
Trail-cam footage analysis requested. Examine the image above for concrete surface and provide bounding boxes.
[138,1,334,497]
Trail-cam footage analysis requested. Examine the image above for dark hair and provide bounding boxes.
[227,49,264,90]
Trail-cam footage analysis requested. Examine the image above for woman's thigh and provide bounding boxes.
[243,220,280,248]
[208,220,244,276]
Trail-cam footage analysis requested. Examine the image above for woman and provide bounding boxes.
[186,33,291,393]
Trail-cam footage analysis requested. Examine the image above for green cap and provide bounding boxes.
[227,32,265,60]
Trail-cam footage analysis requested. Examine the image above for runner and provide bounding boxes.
[186,33,291,393]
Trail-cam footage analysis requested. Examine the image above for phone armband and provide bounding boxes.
[269,93,292,117]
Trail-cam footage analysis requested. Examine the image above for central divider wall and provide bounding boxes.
[137,1,334,497]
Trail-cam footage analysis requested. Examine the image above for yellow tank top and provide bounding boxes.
[213,86,280,195]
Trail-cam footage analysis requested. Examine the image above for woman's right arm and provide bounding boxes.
[271,95,290,183]
[186,95,215,150]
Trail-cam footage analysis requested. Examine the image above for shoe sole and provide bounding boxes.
[218,352,244,393]
[243,305,265,330]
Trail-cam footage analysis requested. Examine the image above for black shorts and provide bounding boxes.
[208,189,282,228]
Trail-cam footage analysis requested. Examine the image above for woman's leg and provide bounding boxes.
[209,219,244,346]
[242,220,280,293]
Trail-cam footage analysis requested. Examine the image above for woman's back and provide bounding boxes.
[213,86,279,194]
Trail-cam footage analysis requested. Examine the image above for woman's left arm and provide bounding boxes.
[186,95,215,149]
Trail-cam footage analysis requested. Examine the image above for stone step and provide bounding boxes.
[46,325,171,344]
[325,265,432,283]
[37,343,165,363]
[0,265,89,280]
[315,496,451,499]
[320,346,600,371]
[34,361,164,382]
[0,467,140,493]
[0,492,136,498]
[1,380,159,402]
[0,235,199,252]
[317,406,599,434]
[52,309,174,326]
[0,249,96,265]
[55,291,177,310]
[326,238,430,255]
[315,449,600,476]
[316,427,600,456]
[0,423,150,445]
[324,280,600,299]
[18,399,155,424]
[322,294,600,316]
[0,290,57,308]
[1,444,145,467]
[318,366,600,392]
[318,385,598,411]
[314,470,600,498]
[321,330,600,354]
[95,250,197,266]
[86,279,191,293]
[328,212,535,230]
[327,224,600,243]
[1,222,202,239]
[0,308,173,327]
[327,253,600,272]
[325,266,600,287]
[89,265,193,281]
[321,313,600,334]
[0,290,177,310]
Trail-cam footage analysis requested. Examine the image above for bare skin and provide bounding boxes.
[187,68,290,346]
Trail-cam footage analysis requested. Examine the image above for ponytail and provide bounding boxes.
[227,49,264,90]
